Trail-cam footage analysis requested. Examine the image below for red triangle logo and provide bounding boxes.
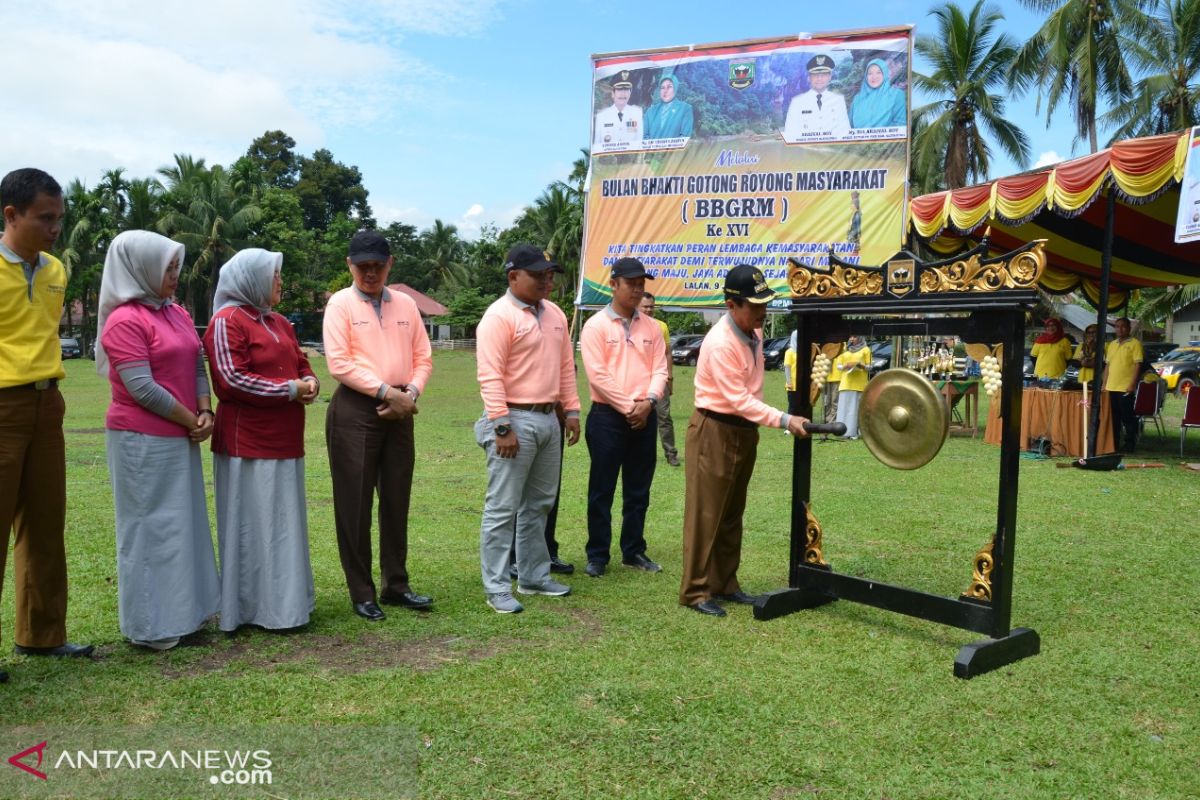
[8,741,48,780]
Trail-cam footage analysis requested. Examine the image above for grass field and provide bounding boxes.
[1,352,1197,799]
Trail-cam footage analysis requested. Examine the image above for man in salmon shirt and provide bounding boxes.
[580,258,669,577]
[324,231,434,622]
[680,264,810,617]
[474,245,582,614]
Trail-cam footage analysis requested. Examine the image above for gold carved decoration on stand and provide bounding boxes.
[789,264,883,298]
[786,240,1046,299]
[804,506,828,566]
[919,243,1045,294]
[961,541,995,602]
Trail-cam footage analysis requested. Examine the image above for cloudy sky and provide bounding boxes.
[3,0,1075,238]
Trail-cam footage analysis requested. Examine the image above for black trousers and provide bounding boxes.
[1108,390,1138,451]
[326,385,415,603]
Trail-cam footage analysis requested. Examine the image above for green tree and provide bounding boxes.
[420,219,470,291]
[912,0,1031,189]
[1011,0,1141,152]
[244,130,299,189]
[441,286,493,336]
[158,163,262,321]
[1100,0,1200,139]
[293,148,372,230]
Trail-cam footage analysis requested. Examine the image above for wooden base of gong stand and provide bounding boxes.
[764,244,1044,679]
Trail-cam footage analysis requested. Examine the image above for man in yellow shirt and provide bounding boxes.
[0,169,93,681]
[1103,317,1144,453]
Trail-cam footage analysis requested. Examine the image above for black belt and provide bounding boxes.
[509,402,556,413]
[2,379,58,392]
[699,408,757,429]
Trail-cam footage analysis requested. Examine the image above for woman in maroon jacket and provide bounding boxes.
[204,249,319,632]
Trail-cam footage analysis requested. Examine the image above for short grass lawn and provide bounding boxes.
[1,353,1196,799]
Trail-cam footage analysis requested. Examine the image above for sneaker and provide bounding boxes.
[666,455,681,467]
[486,592,524,614]
[516,580,572,597]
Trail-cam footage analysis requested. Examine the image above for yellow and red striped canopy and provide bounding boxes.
[909,132,1200,309]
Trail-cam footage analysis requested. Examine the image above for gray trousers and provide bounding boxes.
[823,382,840,424]
[476,409,560,594]
[656,388,678,460]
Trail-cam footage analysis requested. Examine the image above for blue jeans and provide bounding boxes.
[475,409,560,594]
[584,403,657,564]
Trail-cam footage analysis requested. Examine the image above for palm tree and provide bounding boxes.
[1011,0,1141,153]
[97,168,130,224]
[1101,0,1200,140]
[912,0,1032,189]
[158,165,261,321]
[532,185,583,302]
[420,220,470,291]
[124,178,164,232]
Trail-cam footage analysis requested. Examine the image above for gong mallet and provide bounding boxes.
[804,421,846,436]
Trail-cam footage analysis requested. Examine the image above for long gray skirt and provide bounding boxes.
[107,430,220,642]
[213,454,314,631]
[836,389,863,439]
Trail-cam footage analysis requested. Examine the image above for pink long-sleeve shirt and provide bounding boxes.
[693,314,787,428]
[475,291,581,421]
[323,286,432,397]
[580,306,668,414]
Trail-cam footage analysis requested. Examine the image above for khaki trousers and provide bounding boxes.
[679,410,758,606]
[0,386,68,648]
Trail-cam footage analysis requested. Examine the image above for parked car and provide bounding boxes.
[59,336,81,359]
[299,340,325,356]
[868,341,892,376]
[763,337,790,370]
[671,335,704,366]
[1154,347,1200,394]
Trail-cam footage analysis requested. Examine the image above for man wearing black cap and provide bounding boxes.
[782,53,849,142]
[679,265,810,617]
[579,257,669,577]
[594,70,643,152]
[323,230,435,622]
[474,245,582,614]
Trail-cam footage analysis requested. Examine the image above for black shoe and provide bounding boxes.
[688,600,727,617]
[13,642,94,658]
[666,455,681,467]
[715,590,758,605]
[380,592,433,610]
[621,553,662,573]
[549,555,575,575]
[0,670,8,683]
[585,561,606,578]
[352,601,386,621]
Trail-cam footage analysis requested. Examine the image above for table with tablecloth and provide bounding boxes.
[935,379,980,436]
[984,386,1114,457]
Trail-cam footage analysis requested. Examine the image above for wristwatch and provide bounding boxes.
[494,423,512,437]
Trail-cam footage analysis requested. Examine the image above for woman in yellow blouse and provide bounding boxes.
[835,337,872,439]
[1074,324,1098,384]
[1031,318,1072,379]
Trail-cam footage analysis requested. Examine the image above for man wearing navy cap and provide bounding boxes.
[579,257,669,577]
[782,54,850,142]
[474,245,581,614]
[679,265,810,617]
[324,230,435,622]
[594,71,644,152]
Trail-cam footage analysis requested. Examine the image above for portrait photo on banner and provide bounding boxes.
[590,38,909,157]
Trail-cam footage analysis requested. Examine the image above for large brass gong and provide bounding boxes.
[859,369,949,469]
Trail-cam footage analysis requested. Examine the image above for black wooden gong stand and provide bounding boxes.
[754,245,1041,679]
